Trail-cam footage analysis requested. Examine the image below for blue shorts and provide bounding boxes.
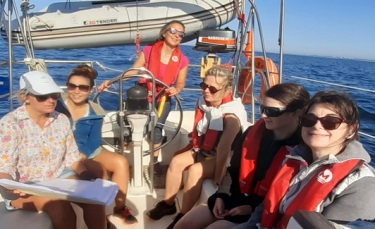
[88,146,102,159]
[58,168,77,179]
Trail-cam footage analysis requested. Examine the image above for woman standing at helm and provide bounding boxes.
[99,20,189,173]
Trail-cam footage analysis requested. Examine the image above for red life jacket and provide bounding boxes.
[261,158,364,229]
[239,119,291,196]
[191,95,233,152]
[144,41,182,101]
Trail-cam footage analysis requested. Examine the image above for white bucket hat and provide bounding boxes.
[20,71,63,95]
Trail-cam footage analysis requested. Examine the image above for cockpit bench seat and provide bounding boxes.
[0,196,53,229]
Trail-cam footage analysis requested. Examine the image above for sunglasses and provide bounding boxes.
[168,27,185,38]
[300,113,345,130]
[30,93,61,102]
[200,82,223,94]
[66,83,91,92]
[260,105,290,117]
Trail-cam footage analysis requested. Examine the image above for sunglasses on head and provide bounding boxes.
[168,27,185,38]
[200,82,222,94]
[260,105,290,117]
[300,113,346,130]
[31,93,61,102]
[66,83,91,92]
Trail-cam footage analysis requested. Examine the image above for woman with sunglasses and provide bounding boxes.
[174,83,310,229]
[98,20,189,173]
[0,71,106,229]
[236,91,375,229]
[55,65,137,225]
[146,65,248,228]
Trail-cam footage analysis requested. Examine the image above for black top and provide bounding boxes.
[226,125,301,209]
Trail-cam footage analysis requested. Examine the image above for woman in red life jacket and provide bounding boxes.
[175,83,310,229]
[146,65,249,228]
[98,20,189,172]
[236,91,375,229]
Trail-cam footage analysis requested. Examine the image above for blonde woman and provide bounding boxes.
[146,65,248,228]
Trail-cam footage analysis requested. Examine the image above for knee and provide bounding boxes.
[187,164,203,180]
[175,212,204,229]
[114,155,129,169]
[153,127,163,144]
[168,157,185,173]
[174,215,189,229]
[43,200,73,213]
[81,203,105,214]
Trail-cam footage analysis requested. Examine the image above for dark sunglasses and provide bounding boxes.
[260,105,290,117]
[66,83,91,92]
[200,82,222,94]
[168,27,185,38]
[31,93,61,102]
[300,113,345,130]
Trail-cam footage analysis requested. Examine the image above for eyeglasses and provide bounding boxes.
[300,113,346,130]
[168,27,185,38]
[260,105,290,117]
[66,83,91,92]
[30,93,61,102]
[200,82,222,94]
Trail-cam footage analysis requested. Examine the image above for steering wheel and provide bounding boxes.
[94,75,183,155]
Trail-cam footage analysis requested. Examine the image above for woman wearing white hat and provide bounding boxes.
[0,71,106,229]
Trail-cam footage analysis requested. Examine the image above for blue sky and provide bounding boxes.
[223,0,375,60]
[10,0,375,60]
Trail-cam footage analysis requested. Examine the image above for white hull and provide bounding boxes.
[1,0,238,49]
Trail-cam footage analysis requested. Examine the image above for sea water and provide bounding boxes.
[0,44,374,164]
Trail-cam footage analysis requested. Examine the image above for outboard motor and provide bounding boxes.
[194,28,236,53]
[193,28,236,78]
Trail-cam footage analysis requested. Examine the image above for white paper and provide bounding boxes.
[0,178,119,206]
